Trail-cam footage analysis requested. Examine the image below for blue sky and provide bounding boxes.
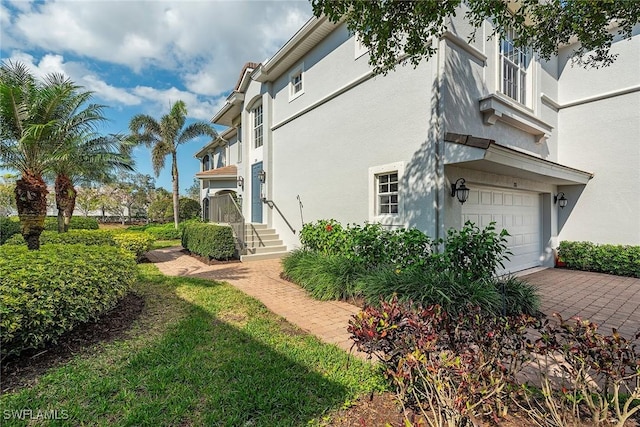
[0,0,313,191]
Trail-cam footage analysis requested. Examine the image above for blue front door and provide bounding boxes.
[251,162,263,223]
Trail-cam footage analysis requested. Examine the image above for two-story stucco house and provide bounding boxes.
[196,8,640,271]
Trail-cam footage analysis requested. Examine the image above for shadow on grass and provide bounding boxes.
[0,266,379,427]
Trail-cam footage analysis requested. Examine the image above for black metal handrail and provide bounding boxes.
[263,199,296,234]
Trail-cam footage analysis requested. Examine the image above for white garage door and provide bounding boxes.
[462,186,542,274]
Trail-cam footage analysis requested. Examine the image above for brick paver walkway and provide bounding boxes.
[146,247,362,355]
[148,247,640,356]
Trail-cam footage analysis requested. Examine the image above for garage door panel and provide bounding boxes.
[462,186,542,274]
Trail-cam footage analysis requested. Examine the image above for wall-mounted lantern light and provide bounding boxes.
[554,192,568,209]
[258,169,266,183]
[237,176,244,189]
[451,178,470,204]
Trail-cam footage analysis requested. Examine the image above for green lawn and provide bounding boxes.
[149,239,181,250]
[0,264,384,426]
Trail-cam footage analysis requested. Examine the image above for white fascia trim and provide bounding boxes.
[368,161,406,225]
[542,85,640,110]
[441,31,487,63]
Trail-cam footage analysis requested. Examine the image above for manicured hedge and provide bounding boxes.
[112,231,155,260]
[0,216,21,244]
[0,244,137,357]
[558,241,640,278]
[5,230,154,260]
[44,216,99,231]
[181,222,236,260]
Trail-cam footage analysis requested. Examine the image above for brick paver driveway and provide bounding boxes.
[522,268,640,339]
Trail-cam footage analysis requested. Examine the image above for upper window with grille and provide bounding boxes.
[252,105,263,148]
[500,27,531,106]
[289,63,304,101]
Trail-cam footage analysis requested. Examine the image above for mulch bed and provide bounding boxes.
[181,248,241,266]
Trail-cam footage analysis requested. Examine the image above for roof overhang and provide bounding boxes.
[194,127,237,158]
[211,91,245,127]
[253,16,339,83]
[444,133,593,185]
[195,165,238,181]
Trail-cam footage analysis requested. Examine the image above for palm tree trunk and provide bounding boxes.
[55,174,75,233]
[15,171,48,250]
[172,151,179,230]
[64,187,76,232]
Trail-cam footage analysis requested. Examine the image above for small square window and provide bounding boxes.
[289,63,304,101]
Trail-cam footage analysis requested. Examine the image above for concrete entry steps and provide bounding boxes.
[241,223,289,262]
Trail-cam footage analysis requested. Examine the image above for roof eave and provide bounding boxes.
[253,16,339,83]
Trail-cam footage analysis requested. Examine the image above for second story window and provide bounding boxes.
[218,145,227,167]
[202,154,210,171]
[289,63,304,101]
[237,124,242,163]
[252,104,263,148]
[500,27,531,106]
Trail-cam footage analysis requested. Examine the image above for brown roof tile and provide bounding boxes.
[195,165,237,178]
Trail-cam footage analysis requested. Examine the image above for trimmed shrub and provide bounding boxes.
[4,230,154,260]
[112,231,155,260]
[181,222,235,260]
[0,244,137,357]
[558,241,640,277]
[43,216,99,231]
[0,216,21,244]
[299,220,435,269]
[5,230,115,246]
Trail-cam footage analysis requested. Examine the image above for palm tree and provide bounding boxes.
[129,100,218,229]
[37,73,134,232]
[51,133,134,232]
[0,61,75,249]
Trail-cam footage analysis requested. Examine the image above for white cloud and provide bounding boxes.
[3,51,142,106]
[2,1,313,95]
[132,85,225,121]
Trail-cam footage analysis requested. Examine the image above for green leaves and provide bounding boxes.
[181,222,236,260]
[558,241,640,277]
[312,0,640,74]
[0,243,136,358]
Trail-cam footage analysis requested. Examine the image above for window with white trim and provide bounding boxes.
[377,172,399,214]
[369,161,404,223]
[252,105,263,148]
[499,27,531,106]
[218,145,227,167]
[237,124,242,163]
[202,154,210,171]
[288,63,304,101]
